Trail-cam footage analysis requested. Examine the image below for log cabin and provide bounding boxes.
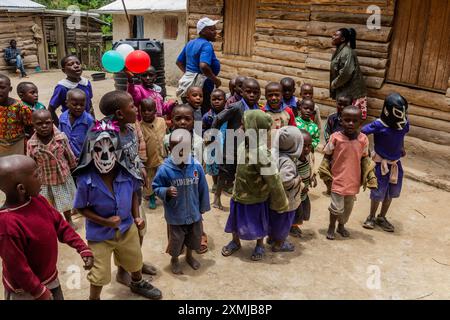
[186,0,450,149]
[0,0,108,72]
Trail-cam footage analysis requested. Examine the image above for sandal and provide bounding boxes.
[289,226,303,238]
[376,216,395,232]
[363,216,376,230]
[196,234,208,254]
[221,241,241,257]
[272,241,295,252]
[251,246,265,261]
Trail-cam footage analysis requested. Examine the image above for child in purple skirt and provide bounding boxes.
[361,93,409,232]
[268,126,303,252]
[221,110,288,261]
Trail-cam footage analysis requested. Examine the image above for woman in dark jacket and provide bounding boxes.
[330,28,367,120]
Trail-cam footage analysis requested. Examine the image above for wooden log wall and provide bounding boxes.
[187,0,450,144]
[0,13,40,71]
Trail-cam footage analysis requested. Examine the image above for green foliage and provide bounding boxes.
[35,0,113,35]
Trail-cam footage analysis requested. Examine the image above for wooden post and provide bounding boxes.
[87,12,91,69]
[55,16,66,62]
[121,0,133,38]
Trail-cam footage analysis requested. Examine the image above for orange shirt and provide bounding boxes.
[324,131,369,196]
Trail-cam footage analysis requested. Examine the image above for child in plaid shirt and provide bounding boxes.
[27,109,78,228]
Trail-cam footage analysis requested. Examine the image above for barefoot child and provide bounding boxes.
[58,88,95,159]
[290,130,313,238]
[169,104,209,254]
[361,93,409,232]
[0,74,32,156]
[222,110,288,261]
[0,155,93,300]
[140,98,167,209]
[323,106,369,240]
[268,126,303,252]
[203,89,227,210]
[73,125,162,300]
[263,82,296,129]
[127,66,175,119]
[153,130,210,274]
[300,83,322,130]
[78,90,157,285]
[280,77,298,115]
[17,82,46,111]
[323,95,352,196]
[48,55,94,126]
[27,110,78,228]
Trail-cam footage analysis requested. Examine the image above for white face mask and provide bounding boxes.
[93,138,116,174]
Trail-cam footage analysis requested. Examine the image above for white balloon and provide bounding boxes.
[115,44,135,58]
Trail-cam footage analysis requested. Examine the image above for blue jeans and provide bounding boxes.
[7,54,26,76]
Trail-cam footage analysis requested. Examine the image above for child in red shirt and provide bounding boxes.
[0,155,93,300]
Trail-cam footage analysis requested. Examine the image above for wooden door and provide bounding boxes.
[388,0,450,92]
[223,0,257,56]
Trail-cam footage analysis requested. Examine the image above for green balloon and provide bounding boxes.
[102,50,125,73]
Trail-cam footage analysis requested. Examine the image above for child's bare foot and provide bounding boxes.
[116,267,131,286]
[171,258,183,275]
[326,225,335,240]
[212,197,224,211]
[186,255,201,270]
[142,263,157,276]
[336,224,350,237]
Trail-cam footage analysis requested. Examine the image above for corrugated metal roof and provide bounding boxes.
[95,0,186,14]
[0,0,45,11]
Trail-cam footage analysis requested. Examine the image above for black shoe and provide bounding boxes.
[376,216,395,232]
[363,216,376,229]
[130,279,162,300]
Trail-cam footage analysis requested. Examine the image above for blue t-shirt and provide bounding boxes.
[74,167,140,242]
[49,78,93,112]
[177,37,221,93]
[361,119,409,161]
[59,110,94,158]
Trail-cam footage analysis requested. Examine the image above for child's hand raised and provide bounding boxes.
[134,217,145,230]
[107,216,121,229]
[83,256,94,270]
[167,186,178,198]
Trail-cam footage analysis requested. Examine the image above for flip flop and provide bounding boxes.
[251,246,265,261]
[221,241,241,257]
[196,234,209,254]
[272,241,295,252]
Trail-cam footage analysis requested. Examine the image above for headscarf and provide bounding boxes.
[380,93,408,130]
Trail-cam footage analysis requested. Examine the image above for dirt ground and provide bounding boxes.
[1,71,450,300]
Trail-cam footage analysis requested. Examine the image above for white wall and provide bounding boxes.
[112,12,186,86]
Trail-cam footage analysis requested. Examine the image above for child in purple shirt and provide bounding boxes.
[48,55,94,126]
[361,93,409,233]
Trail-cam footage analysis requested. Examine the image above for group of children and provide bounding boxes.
[0,52,410,299]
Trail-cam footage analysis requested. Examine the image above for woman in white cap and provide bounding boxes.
[176,17,221,115]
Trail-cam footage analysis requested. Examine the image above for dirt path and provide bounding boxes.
[1,71,449,300]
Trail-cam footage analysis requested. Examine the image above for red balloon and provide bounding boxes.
[125,50,151,74]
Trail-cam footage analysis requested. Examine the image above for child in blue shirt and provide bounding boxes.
[153,130,210,275]
[58,89,94,159]
[49,55,94,126]
[74,126,162,300]
[361,93,409,232]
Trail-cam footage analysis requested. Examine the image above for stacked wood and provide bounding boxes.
[0,13,40,70]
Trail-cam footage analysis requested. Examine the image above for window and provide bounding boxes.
[223,0,257,56]
[164,16,179,40]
